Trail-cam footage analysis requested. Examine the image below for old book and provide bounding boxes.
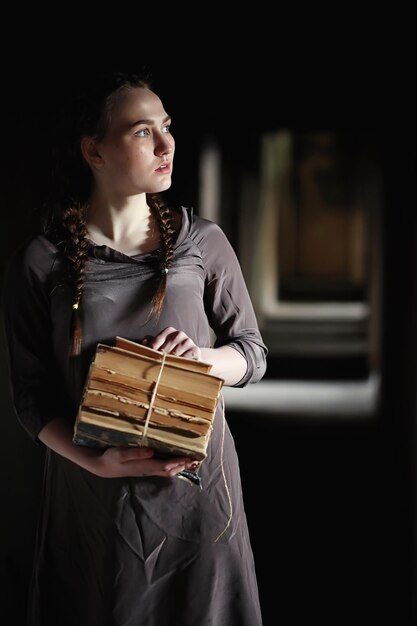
[73,336,224,461]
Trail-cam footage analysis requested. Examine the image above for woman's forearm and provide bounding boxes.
[38,417,99,469]
[37,417,198,479]
[199,345,247,385]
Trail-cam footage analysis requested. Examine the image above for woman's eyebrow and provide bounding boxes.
[129,114,171,128]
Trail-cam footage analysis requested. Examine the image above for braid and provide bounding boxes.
[60,203,89,356]
[147,194,177,321]
[41,70,174,356]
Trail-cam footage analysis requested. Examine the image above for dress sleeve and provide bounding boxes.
[197,220,268,387]
[1,240,67,444]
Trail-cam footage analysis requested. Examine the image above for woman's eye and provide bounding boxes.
[135,128,149,137]
[162,124,171,134]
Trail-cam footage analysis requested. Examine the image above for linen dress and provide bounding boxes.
[2,205,268,626]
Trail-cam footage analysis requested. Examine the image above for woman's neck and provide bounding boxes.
[86,192,160,255]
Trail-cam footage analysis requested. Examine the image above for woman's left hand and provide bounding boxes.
[142,326,201,360]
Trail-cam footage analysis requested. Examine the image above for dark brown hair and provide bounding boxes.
[43,71,177,357]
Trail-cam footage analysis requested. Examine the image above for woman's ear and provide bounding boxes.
[80,136,104,169]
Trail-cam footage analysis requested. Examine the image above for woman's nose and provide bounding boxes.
[155,134,174,157]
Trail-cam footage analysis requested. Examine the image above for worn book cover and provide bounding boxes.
[73,336,224,461]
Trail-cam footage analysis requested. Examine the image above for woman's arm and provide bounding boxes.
[197,219,268,386]
[199,346,247,385]
[38,416,198,478]
[143,327,247,385]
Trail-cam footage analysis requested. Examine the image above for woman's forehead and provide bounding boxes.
[111,87,168,126]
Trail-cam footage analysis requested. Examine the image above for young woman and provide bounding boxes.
[2,71,268,626]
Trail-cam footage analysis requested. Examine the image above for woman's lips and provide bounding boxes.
[155,163,171,174]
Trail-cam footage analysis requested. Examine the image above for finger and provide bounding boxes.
[165,457,200,475]
[117,447,155,462]
[155,457,191,476]
[180,346,201,360]
[162,457,190,472]
[155,333,188,353]
[185,459,200,470]
[166,337,196,356]
[172,339,195,355]
[141,335,154,346]
[164,463,189,477]
[149,327,178,350]
[129,457,199,478]
[136,458,188,477]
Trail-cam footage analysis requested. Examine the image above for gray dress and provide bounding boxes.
[2,206,268,626]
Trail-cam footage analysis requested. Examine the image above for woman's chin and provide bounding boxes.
[154,179,173,193]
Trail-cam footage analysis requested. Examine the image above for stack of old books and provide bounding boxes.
[73,336,224,461]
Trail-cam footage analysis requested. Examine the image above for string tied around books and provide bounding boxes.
[141,355,233,537]
[141,350,168,446]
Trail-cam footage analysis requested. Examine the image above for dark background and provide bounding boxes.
[1,44,416,625]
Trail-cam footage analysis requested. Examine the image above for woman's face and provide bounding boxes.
[90,87,175,197]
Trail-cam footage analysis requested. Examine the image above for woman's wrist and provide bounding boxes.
[199,345,247,385]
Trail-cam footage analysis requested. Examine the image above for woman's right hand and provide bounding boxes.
[88,446,199,479]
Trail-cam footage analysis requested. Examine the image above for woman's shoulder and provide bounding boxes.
[180,206,227,246]
[5,231,61,280]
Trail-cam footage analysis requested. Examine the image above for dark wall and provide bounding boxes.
[378,132,417,624]
[228,410,384,625]
[1,56,416,625]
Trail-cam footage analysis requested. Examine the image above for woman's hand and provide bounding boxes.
[89,446,199,479]
[38,417,199,479]
[142,326,201,360]
[141,326,248,384]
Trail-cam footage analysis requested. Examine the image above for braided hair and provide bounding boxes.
[42,70,177,357]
